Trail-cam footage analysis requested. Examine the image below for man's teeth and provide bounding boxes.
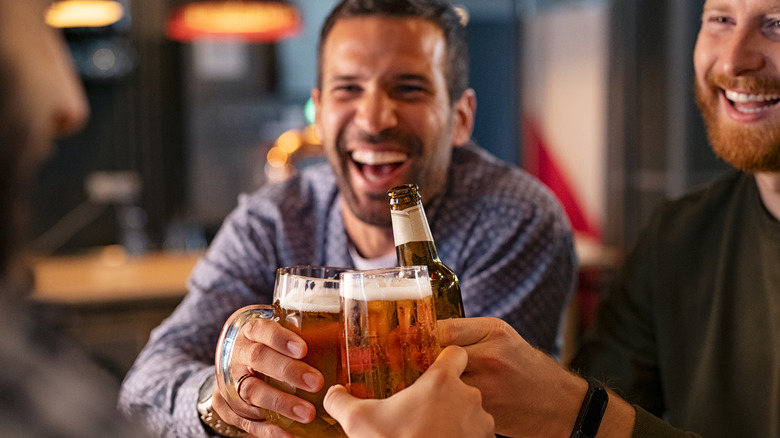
[724,90,780,114]
[351,150,407,165]
[725,90,780,103]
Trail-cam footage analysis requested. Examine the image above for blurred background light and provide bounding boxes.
[167,0,302,42]
[46,0,125,28]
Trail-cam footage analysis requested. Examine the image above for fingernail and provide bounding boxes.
[302,372,321,391]
[292,404,314,423]
[287,341,303,357]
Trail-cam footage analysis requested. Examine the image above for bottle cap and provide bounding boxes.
[388,183,421,206]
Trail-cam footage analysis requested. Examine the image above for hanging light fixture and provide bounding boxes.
[46,0,125,29]
[166,0,301,43]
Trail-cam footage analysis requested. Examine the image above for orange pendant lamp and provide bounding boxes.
[167,0,301,42]
[46,0,125,28]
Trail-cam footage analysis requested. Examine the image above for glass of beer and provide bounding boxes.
[340,266,441,399]
[216,266,347,437]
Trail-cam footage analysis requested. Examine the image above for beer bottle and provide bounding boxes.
[387,184,465,319]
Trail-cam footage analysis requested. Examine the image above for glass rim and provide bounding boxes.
[339,265,429,279]
[276,265,351,281]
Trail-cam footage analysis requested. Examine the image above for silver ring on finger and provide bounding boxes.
[235,373,253,402]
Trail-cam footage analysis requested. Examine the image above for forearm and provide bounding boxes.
[520,373,635,438]
[598,392,636,438]
[118,282,242,436]
[119,344,213,437]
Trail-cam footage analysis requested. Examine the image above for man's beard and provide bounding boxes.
[343,189,393,227]
[695,74,780,172]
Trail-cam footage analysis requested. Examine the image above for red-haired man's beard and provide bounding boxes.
[695,73,780,172]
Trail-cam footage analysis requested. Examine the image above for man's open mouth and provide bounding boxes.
[350,150,408,182]
[725,90,780,114]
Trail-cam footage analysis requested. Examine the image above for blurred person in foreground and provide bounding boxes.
[329,0,780,437]
[0,1,144,436]
[119,0,575,436]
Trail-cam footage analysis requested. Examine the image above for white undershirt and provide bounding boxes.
[348,243,398,270]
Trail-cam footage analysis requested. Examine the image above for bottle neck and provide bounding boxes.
[390,203,434,247]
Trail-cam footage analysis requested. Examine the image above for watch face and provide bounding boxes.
[199,374,216,403]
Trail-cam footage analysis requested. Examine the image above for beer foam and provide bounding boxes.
[341,276,433,301]
[279,285,341,313]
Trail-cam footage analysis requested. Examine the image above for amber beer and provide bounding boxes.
[340,266,441,399]
[264,268,347,438]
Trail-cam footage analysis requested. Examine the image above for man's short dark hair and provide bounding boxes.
[316,0,469,104]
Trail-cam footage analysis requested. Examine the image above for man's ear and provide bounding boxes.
[311,87,323,138]
[452,88,476,147]
[311,88,321,122]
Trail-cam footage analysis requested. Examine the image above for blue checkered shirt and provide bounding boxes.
[119,143,576,437]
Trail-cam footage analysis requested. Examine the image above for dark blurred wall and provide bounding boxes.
[31,0,183,254]
[605,0,729,248]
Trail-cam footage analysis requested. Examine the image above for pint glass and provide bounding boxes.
[340,266,441,399]
[216,266,347,437]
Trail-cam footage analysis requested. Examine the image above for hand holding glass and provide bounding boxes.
[215,266,348,437]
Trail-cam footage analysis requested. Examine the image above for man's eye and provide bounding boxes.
[395,85,428,97]
[334,85,361,93]
[703,13,732,26]
[712,15,733,25]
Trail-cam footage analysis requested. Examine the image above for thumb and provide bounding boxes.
[323,384,358,419]
[426,345,468,376]
[437,317,491,347]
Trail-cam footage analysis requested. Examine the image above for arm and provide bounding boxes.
[118,275,247,437]
[442,172,577,356]
[438,317,698,438]
[118,192,318,436]
[323,346,495,438]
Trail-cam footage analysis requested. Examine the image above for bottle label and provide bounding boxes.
[391,205,434,246]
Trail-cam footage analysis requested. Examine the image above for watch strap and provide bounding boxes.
[197,374,247,437]
[199,403,247,437]
[570,377,609,438]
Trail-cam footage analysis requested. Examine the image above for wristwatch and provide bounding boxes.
[570,377,609,438]
[197,374,247,437]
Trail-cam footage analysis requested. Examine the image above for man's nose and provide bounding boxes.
[721,26,766,77]
[53,88,89,137]
[53,37,89,137]
[354,89,397,134]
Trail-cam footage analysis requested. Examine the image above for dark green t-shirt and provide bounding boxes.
[574,171,780,437]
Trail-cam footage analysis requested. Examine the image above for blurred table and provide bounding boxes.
[29,246,203,378]
[32,246,201,305]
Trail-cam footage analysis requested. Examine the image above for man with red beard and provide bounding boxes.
[569,0,780,436]
[325,1,780,437]
[119,0,576,436]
